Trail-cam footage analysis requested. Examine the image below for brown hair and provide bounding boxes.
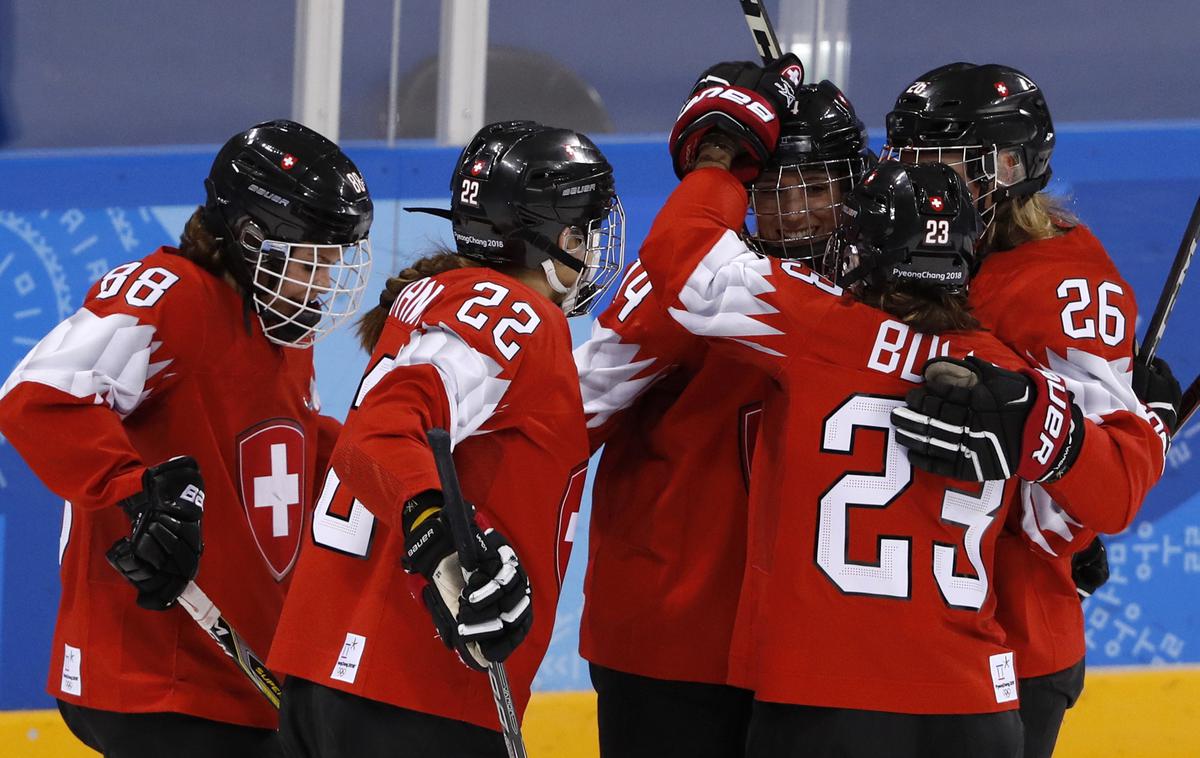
[861,283,980,334]
[356,249,480,352]
[172,206,228,278]
[982,191,1077,254]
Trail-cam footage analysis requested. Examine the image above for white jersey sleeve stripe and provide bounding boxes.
[1020,346,1165,553]
[355,323,511,449]
[0,309,168,418]
[574,321,666,430]
[665,230,785,352]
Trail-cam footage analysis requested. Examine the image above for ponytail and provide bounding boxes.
[356,249,479,352]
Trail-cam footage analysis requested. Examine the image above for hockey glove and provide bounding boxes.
[1071,536,1110,599]
[1133,355,1182,434]
[402,492,533,672]
[668,54,803,182]
[891,357,1084,483]
[106,456,205,611]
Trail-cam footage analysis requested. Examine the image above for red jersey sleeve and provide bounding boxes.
[330,272,540,528]
[0,253,203,510]
[970,228,1168,554]
[634,167,848,376]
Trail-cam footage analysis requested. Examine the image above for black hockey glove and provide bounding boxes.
[106,456,204,611]
[1133,356,1182,435]
[1071,537,1110,599]
[891,357,1085,483]
[668,54,803,182]
[402,492,533,672]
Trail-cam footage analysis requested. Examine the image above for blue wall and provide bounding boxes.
[1,127,1198,707]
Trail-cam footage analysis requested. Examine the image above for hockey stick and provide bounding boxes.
[176,581,283,709]
[738,0,783,64]
[1177,374,1200,433]
[426,428,528,758]
[1137,194,1200,364]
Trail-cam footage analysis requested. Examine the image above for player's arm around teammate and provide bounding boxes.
[0,120,372,758]
[879,63,1172,758]
[614,57,1049,758]
[267,121,624,758]
[575,64,876,758]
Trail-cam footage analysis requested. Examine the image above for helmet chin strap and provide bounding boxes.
[542,257,585,314]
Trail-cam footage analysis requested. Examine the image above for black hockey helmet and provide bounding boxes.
[414,120,624,317]
[884,63,1054,219]
[203,119,374,346]
[826,161,982,294]
[747,80,876,260]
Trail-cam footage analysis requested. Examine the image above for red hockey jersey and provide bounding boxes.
[970,226,1168,678]
[267,267,589,733]
[635,168,1031,714]
[0,249,338,728]
[576,260,769,685]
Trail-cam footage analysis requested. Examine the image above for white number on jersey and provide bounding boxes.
[1056,278,1126,346]
[456,281,540,360]
[311,467,376,558]
[96,262,179,308]
[817,394,1003,609]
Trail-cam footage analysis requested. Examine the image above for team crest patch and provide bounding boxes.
[237,418,307,581]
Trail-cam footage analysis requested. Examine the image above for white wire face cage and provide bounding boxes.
[879,144,1003,229]
[560,195,626,318]
[746,159,864,262]
[242,230,373,348]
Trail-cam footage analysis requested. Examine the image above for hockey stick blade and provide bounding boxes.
[425,428,528,758]
[1139,193,1200,364]
[176,581,282,709]
[739,0,783,64]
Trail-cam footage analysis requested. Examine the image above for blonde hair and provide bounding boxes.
[982,192,1078,253]
[356,249,479,352]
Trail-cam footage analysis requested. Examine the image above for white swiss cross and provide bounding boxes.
[994,82,1008,97]
[930,196,944,211]
[253,443,300,537]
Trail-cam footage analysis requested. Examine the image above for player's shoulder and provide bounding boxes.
[978,225,1127,288]
[389,266,567,364]
[83,247,230,317]
[952,329,1028,372]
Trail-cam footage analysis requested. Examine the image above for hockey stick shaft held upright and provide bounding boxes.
[426,428,528,758]
[1139,193,1200,364]
[738,0,783,64]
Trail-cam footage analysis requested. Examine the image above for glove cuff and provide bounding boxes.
[1037,402,1085,483]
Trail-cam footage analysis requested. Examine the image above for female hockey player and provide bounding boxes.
[881,62,1177,758]
[575,62,876,757]
[268,120,624,758]
[624,58,1073,757]
[0,120,373,757]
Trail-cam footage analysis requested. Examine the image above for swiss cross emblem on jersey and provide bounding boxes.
[281,154,296,170]
[929,195,945,211]
[994,82,1009,97]
[237,419,307,581]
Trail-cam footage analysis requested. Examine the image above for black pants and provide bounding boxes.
[744,699,1024,758]
[57,700,281,758]
[590,663,754,758]
[278,676,506,758]
[1018,658,1086,758]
